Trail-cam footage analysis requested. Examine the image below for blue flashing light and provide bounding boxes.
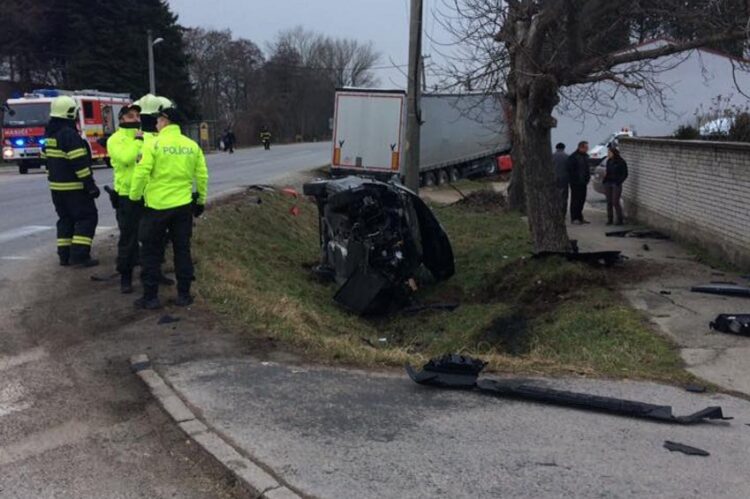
[34,89,60,97]
[13,138,25,147]
[38,138,46,146]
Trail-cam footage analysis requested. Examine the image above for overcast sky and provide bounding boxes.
[167,0,451,89]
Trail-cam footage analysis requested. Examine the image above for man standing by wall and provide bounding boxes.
[552,143,569,219]
[566,141,591,225]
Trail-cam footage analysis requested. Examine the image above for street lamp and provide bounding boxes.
[147,30,165,94]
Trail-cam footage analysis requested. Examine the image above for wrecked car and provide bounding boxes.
[303,176,454,315]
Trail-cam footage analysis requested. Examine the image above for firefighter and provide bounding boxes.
[43,96,100,267]
[260,129,272,150]
[106,102,143,293]
[129,104,208,309]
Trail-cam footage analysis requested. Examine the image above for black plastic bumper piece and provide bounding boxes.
[406,354,487,389]
[692,284,750,298]
[710,314,750,336]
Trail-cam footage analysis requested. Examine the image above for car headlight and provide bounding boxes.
[3,147,14,159]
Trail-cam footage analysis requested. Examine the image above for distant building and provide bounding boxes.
[553,40,750,149]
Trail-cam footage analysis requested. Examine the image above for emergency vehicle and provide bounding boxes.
[2,89,131,174]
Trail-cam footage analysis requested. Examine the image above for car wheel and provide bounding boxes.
[18,164,28,175]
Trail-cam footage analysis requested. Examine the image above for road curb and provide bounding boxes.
[130,354,303,499]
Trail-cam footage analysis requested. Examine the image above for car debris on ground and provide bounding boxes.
[534,250,623,267]
[407,354,732,425]
[605,229,670,240]
[691,283,750,298]
[710,314,750,336]
[663,441,710,457]
[303,176,455,315]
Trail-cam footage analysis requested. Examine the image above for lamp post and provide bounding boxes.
[147,30,165,94]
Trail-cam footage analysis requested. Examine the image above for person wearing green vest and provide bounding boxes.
[130,104,208,309]
[106,102,143,293]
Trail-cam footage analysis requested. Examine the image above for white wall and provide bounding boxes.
[552,48,750,150]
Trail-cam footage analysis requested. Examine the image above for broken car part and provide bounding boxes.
[534,251,623,267]
[710,314,750,336]
[304,176,455,315]
[406,354,487,388]
[402,302,460,315]
[605,229,670,240]
[691,283,750,298]
[407,355,732,424]
[476,379,730,425]
[663,441,710,457]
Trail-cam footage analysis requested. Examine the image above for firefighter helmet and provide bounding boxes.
[156,96,174,112]
[137,94,161,115]
[49,96,80,120]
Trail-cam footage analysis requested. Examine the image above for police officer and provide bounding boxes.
[43,96,100,267]
[107,102,143,293]
[129,104,208,309]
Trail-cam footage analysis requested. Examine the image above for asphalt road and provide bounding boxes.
[0,142,330,273]
[0,142,329,498]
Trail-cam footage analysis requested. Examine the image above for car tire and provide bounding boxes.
[18,164,28,175]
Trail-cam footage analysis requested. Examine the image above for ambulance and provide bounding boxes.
[2,89,131,174]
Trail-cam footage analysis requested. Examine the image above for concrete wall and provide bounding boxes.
[619,137,750,268]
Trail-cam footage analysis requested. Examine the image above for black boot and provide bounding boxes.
[74,258,100,268]
[120,273,134,294]
[175,282,193,307]
[58,247,71,267]
[135,285,161,310]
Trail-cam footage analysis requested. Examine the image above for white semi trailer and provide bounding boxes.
[331,88,511,186]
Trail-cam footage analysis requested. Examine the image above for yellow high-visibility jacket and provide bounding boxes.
[129,125,208,210]
[106,127,142,195]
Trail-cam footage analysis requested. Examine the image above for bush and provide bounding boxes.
[673,125,700,140]
[729,112,750,142]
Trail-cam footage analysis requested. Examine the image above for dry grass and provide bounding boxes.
[194,187,693,383]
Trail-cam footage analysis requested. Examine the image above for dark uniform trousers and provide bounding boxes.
[569,183,588,222]
[52,190,98,264]
[116,196,142,276]
[139,204,193,299]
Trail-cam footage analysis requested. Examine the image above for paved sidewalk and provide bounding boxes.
[572,192,750,395]
[156,356,750,499]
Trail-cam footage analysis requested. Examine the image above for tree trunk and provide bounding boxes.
[514,75,570,253]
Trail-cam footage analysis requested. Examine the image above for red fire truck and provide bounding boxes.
[2,89,131,174]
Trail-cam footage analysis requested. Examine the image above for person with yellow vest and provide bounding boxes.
[43,96,100,267]
[130,105,208,309]
[106,102,143,293]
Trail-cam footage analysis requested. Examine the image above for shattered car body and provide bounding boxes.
[303,176,455,314]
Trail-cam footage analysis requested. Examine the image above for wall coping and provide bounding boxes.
[620,136,750,153]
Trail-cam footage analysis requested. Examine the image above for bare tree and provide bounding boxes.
[441,0,750,252]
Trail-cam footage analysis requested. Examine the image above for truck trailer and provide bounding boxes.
[331,89,511,186]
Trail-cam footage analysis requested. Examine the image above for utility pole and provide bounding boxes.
[404,0,423,192]
[147,30,156,95]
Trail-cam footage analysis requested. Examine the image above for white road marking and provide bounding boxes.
[0,256,32,261]
[0,226,53,244]
[0,380,30,418]
[0,346,48,372]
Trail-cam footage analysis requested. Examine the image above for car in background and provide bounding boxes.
[588,128,634,169]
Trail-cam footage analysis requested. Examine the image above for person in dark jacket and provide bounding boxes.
[603,146,628,225]
[566,140,590,224]
[43,96,100,267]
[552,142,569,218]
[223,128,236,153]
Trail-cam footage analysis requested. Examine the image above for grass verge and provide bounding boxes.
[194,186,691,383]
